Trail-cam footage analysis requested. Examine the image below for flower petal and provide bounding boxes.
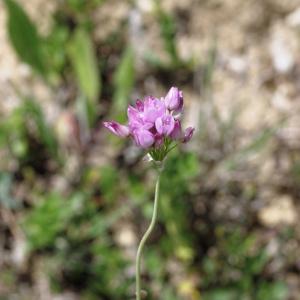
[143,96,166,124]
[164,87,183,113]
[103,121,130,137]
[155,115,175,136]
[133,128,154,148]
[170,119,182,140]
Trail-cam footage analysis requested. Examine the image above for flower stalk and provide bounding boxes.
[136,168,162,300]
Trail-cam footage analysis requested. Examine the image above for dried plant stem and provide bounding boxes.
[135,171,161,300]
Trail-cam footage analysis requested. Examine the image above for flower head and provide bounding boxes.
[103,87,194,161]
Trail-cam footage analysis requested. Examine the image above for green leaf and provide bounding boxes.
[113,46,135,118]
[4,0,47,76]
[155,2,179,65]
[68,29,101,103]
[22,100,58,159]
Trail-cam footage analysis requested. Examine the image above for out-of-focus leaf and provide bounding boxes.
[43,24,69,82]
[68,29,101,103]
[257,281,288,300]
[75,94,93,136]
[113,46,135,118]
[246,251,269,275]
[0,172,18,209]
[2,108,28,158]
[91,240,131,297]
[23,193,85,249]
[67,0,105,12]
[161,287,180,300]
[99,166,119,204]
[155,2,179,65]
[0,100,58,160]
[4,0,47,76]
[22,100,58,159]
[88,206,129,238]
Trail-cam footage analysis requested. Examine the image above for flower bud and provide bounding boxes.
[182,127,195,143]
[103,121,130,137]
[170,119,182,140]
[164,87,183,112]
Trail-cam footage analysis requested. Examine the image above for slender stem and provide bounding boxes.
[136,170,161,300]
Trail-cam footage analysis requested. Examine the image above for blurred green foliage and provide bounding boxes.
[202,229,288,300]
[0,1,295,299]
[4,0,48,77]
[113,46,135,119]
[68,29,101,107]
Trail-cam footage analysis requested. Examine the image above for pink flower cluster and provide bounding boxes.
[103,87,194,151]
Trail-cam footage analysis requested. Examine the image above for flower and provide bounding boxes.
[103,121,130,137]
[164,87,183,113]
[103,87,194,161]
[133,128,154,148]
[143,96,166,124]
[170,119,182,140]
[155,115,175,136]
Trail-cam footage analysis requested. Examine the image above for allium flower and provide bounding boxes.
[104,86,196,299]
[103,87,195,161]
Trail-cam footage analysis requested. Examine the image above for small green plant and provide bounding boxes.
[202,228,288,300]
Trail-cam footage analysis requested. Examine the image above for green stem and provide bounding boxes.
[136,170,161,300]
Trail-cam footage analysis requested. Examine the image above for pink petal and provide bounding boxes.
[103,121,130,137]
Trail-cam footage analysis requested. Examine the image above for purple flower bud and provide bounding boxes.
[164,87,183,113]
[170,119,182,140]
[133,128,155,148]
[182,127,195,143]
[155,115,175,136]
[143,96,166,124]
[103,121,130,137]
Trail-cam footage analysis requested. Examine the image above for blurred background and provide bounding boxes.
[0,0,300,299]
